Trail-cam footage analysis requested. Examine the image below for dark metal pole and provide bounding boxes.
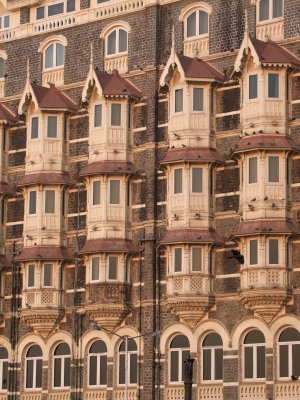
[183,357,195,400]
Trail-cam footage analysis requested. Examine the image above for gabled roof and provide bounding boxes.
[0,103,17,124]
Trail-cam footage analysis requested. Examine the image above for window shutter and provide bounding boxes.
[187,12,196,37]
[192,247,202,271]
[43,263,53,287]
[110,180,120,204]
[192,168,203,193]
[193,88,204,111]
[111,103,121,126]
[249,75,258,99]
[174,169,183,194]
[199,10,208,34]
[108,256,118,280]
[268,73,279,98]
[28,264,35,287]
[269,239,279,264]
[92,181,101,205]
[107,30,117,55]
[174,248,182,272]
[31,117,39,139]
[175,89,183,113]
[249,240,258,265]
[91,257,100,281]
[94,105,102,127]
[47,116,58,138]
[45,190,55,213]
[249,157,258,184]
[268,156,279,182]
[29,191,37,215]
[259,0,269,20]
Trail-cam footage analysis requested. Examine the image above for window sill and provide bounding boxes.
[104,54,128,74]
[42,66,64,87]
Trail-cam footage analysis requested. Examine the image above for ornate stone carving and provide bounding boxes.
[21,308,64,339]
[87,303,131,332]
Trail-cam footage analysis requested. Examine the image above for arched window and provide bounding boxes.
[44,43,64,69]
[53,343,71,389]
[0,58,5,79]
[243,330,265,380]
[88,340,107,387]
[169,335,190,383]
[25,345,43,390]
[202,333,223,381]
[0,347,8,391]
[107,28,128,56]
[186,10,209,38]
[118,339,137,386]
[279,328,300,378]
[259,0,283,22]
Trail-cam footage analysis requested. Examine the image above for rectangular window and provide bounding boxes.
[244,347,254,379]
[47,116,58,138]
[192,167,203,193]
[94,104,102,127]
[249,240,258,265]
[268,73,279,98]
[43,263,53,287]
[268,156,279,182]
[109,180,120,204]
[203,349,211,380]
[48,2,64,16]
[92,181,101,206]
[174,248,182,273]
[45,190,55,213]
[248,157,258,184]
[175,89,183,113]
[67,0,76,12]
[36,7,45,19]
[108,256,118,280]
[111,103,121,126]
[174,169,183,194]
[29,191,37,215]
[191,247,202,272]
[28,264,35,287]
[268,239,279,264]
[91,257,100,281]
[273,0,283,18]
[259,0,269,21]
[31,117,39,139]
[193,88,204,111]
[3,16,9,29]
[249,75,258,99]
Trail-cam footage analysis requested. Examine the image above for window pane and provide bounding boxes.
[43,263,53,287]
[119,354,125,384]
[268,73,279,98]
[130,353,137,384]
[26,359,33,388]
[273,0,283,18]
[215,348,223,380]
[192,247,202,272]
[175,89,183,113]
[193,88,204,111]
[280,328,300,342]
[64,358,70,387]
[47,116,58,138]
[174,169,183,194]
[92,181,101,205]
[45,44,54,68]
[28,265,35,287]
[244,330,265,344]
[36,7,45,19]
[56,44,64,67]
[54,358,61,387]
[268,156,279,182]
[293,344,300,376]
[110,180,120,204]
[0,348,8,360]
[259,0,269,20]
[89,356,97,385]
[257,346,265,378]
[0,58,5,78]
[182,350,190,381]
[249,75,258,99]
[171,335,190,348]
[170,351,179,382]
[107,31,116,55]
[3,16,9,29]
[192,167,203,193]
[249,157,257,184]
[199,11,208,35]
[119,29,127,53]
[203,349,211,380]
[279,344,288,377]
[29,191,37,214]
[36,359,42,388]
[2,361,7,390]
[90,341,107,354]
[31,117,39,139]
[108,257,118,280]
[203,333,222,347]
[269,239,279,264]
[250,240,258,265]
[244,347,253,379]
[92,258,100,281]
[100,355,107,385]
[48,2,64,16]
[111,103,121,126]
[67,0,75,12]
[174,248,182,273]
[45,190,55,213]
[187,12,196,37]
[94,104,102,127]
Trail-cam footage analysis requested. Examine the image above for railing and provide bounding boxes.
[42,67,64,87]
[0,79,5,99]
[240,383,266,399]
[86,283,130,304]
[0,393,7,400]
[275,381,300,399]
[48,392,71,400]
[113,388,137,400]
[165,386,184,400]
[84,390,107,400]
[256,19,284,41]
[167,274,210,295]
[184,37,209,58]
[105,55,128,74]
[23,289,61,307]
[241,267,287,289]
[198,384,223,400]
[20,394,42,400]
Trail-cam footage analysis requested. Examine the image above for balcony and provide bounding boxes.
[104,55,128,74]
[198,385,223,400]
[183,36,209,58]
[240,383,266,399]
[165,386,184,400]
[113,389,137,400]
[42,67,64,87]
[84,390,107,400]
[275,381,300,400]
[48,392,71,400]
[20,394,42,400]
[256,19,284,42]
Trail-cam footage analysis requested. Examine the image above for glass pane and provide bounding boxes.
[29,191,37,214]
[193,88,204,111]
[3,16,9,29]
[89,356,97,385]
[268,156,279,182]
[293,344,300,376]
[90,340,107,354]
[129,353,137,384]
[93,181,101,205]
[47,116,58,138]
[48,2,64,16]
[100,355,107,385]
[45,190,55,213]
[192,247,202,272]
[249,157,257,184]
[279,344,288,377]
[187,12,196,37]
[108,257,118,280]
[28,264,35,287]
[170,351,179,382]
[119,354,125,384]
[56,44,64,67]
[94,104,102,127]
[26,359,33,388]
[250,240,258,265]
[43,263,53,287]
[244,347,253,379]
[45,44,54,68]
[27,345,42,358]
[36,359,42,388]
[249,75,258,99]
[64,358,70,387]
[199,11,208,35]
[174,248,182,273]
[36,7,45,19]
[2,361,7,390]
[269,239,279,264]
[257,346,265,378]
[128,340,137,352]
[273,0,283,18]
[67,0,75,12]
[203,349,211,380]
[0,58,5,78]
[54,358,61,387]
[110,180,120,204]
[107,30,116,55]
[203,333,223,347]
[215,348,223,380]
[182,350,190,381]
[192,168,203,193]
[55,343,70,355]
[91,257,100,281]
[119,29,127,53]
[0,348,8,359]
[280,328,300,342]
[244,330,265,344]
[259,0,269,21]
[174,169,183,194]
[268,73,279,98]
[111,103,121,126]
[175,89,183,113]
[31,117,39,139]
[171,335,189,348]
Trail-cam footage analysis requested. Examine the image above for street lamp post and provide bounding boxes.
[183,357,195,400]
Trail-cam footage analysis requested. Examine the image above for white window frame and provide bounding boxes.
[91,180,101,207]
[30,116,39,140]
[169,344,190,384]
[243,341,266,381]
[28,190,37,215]
[88,342,107,388]
[267,238,279,266]
[278,332,300,380]
[46,115,59,138]
[93,103,102,128]
[36,0,76,21]
[249,239,259,266]
[25,347,43,391]
[106,28,128,57]
[190,246,203,273]
[191,167,203,194]
[110,103,122,127]
[173,247,183,274]
[248,74,258,101]
[248,157,258,184]
[0,351,8,392]
[192,87,204,112]
[44,43,65,70]
[109,179,121,205]
[173,168,183,195]
[42,263,54,288]
[44,189,56,214]
[185,9,209,39]
[118,340,138,386]
[257,0,283,23]
[0,15,10,31]
[267,72,280,99]
[174,88,184,114]
[90,257,100,282]
[202,341,223,383]
[107,256,118,281]
[27,264,36,288]
[52,346,71,389]
[267,155,280,184]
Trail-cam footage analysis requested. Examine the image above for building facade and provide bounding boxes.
[0,0,298,399]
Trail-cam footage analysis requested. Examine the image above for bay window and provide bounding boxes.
[268,239,279,265]
[109,180,120,204]
[191,167,203,193]
[92,181,101,206]
[31,117,39,139]
[111,103,121,126]
[27,264,35,288]
[42,263,53,287]
[29,191,37,215]
[268,73,279,98]
[47,116,58,138]
[94,104,102,128]
[192,88,204,111]
[249,240,258,266]
[45,190,55,213]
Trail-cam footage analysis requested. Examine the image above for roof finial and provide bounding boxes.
[171,26,176,65]
[90,42,94,69]
[245,9,249,35]
[26,57,30,83]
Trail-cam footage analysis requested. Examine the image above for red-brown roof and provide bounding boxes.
[31,83,79,112]
[161,148,225,164]
[233,135,300,154]
[81,161,136,177]
[15,246,73,261]
[0,103,17,123]
[95,69,143,98]
[160,229,224,244]
[0,181,13,195]
[18,173,76,187]
[233,220,299,237]
[79,238,138,254]
[250,37,300,68]
[177,54,225,81]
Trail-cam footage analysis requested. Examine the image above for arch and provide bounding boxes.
[159,323,196,354]
[46,330,73,355]
[231,317,271,349]
[38,35,68,53]
[0,336,11,360]
[179,2,212,21]
[17,334,47,363]
[100,20,131,39]
[81,328,112,358]
[270,314,300,342]
[194,320,230,351]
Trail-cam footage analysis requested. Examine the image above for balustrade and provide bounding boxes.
[240,383,266,399]
[256,19,284,41]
